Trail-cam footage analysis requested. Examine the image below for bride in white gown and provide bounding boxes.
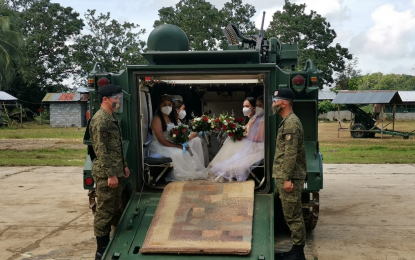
[208,96,265,182]
[172,99,209,167]
[148,95,207,181]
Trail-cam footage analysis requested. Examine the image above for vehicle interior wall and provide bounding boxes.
[138,80,267,191]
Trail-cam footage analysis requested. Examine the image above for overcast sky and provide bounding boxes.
[53,0,415,77]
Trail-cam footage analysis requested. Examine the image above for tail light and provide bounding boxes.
[85,177,94,186]
[87,78,94,88]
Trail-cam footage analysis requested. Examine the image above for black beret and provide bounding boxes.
[273,88,294,101]
[98,84,122,96]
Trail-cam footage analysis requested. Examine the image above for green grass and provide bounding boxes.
[319,121,415,164]
[0,148,87,166]
[0,124,85,139]
[321,145,415,164]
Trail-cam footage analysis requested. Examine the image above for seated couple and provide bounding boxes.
[148,95,264,182]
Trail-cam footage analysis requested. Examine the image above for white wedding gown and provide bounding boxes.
[149,123,207,181]
[208,115,264,182]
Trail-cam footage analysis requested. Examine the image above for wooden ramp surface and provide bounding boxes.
[140,180,255,255]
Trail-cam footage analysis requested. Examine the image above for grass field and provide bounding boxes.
[319,121,415,164]
[0,148,87,166]
[0,124,86,166]
[1,121,415,165]
[0,124,85,139]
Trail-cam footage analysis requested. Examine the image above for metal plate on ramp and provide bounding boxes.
[140,180,255,255]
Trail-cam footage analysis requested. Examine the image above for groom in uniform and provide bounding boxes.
[272,88,307,260]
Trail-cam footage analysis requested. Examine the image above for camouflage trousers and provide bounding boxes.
[276,178,306,245]
[93,177,123,237]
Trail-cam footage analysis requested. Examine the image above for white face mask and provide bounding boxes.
[255,107,264,116]
[243,107,252,116]
[161,106,172,115]
[178,110,186,119]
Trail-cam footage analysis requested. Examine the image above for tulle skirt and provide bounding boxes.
[207,137,264,182]
[149,137,208,181]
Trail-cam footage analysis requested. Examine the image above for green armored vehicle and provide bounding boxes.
[83,21,322,260]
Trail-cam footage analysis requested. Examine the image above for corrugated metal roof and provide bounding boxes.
[76,87,89,93]
[332,90,402,104]
[42,93,85,102]
[318,90,336,100]
[0,91,17,101]
[398,91,415,102]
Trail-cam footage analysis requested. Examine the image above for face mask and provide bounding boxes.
[243,107,252,116]
[161,106,172,115]
[272,104,283,115]
[178,110,186,119]
[108,93,123,113]
[255,107,264,116]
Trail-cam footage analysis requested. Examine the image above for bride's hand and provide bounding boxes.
[176,144,189,150]
[189,132,198,140]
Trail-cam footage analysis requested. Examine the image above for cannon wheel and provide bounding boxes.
[351,123,368,138]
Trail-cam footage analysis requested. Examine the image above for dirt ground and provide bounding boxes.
[0,139,84,151]
[1,165,414,260]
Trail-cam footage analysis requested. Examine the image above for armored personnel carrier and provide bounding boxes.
[82,19,322,259]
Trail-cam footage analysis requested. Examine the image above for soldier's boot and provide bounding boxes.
[275,247,293,260]
[282,245,306,260]
[95,235,110,260]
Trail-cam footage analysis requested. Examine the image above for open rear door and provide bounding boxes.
[104,184,274,260]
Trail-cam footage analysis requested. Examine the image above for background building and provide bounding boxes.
[42,92,89,127]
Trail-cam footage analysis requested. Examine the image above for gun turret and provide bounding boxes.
[223,12,298,67]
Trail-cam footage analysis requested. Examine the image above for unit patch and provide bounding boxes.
[102,132,107,138]
[285,134,291,141]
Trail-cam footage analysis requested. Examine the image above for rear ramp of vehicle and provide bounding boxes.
[104,180,274,260]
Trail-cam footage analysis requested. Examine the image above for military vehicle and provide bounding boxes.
[83,18,322,259]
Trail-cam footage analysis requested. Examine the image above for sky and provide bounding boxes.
[53,0,415,79]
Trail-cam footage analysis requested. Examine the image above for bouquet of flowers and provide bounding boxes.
[191,115,212,144]
[214,113,246,142]
[169,124,193,156]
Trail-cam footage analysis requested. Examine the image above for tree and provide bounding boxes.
[266,1,353,86]
[353,73,415,91]
[318,100,337,115]
[334,57,361,90]
[6,0,83,110]
[154,0,257,51]
[71,9,147,84]
[0,0,23,90]
[154,0,222,51]
[218,0,256,49]
[220,0,256,34]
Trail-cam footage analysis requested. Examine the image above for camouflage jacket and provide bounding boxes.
[90,108,127,178]
[273,112,306,180]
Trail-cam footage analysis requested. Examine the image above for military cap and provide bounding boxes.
[97,84,122,97]
[273,88,295,101]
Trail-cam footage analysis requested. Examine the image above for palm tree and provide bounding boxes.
[0,0,23,90]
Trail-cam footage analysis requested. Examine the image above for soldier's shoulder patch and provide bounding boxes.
[285,134,291,141]
[99,126,109,142]
[283,127,295,134]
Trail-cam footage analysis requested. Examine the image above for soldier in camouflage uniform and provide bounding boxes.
[272,88,307,260]
[89,84,130,260]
